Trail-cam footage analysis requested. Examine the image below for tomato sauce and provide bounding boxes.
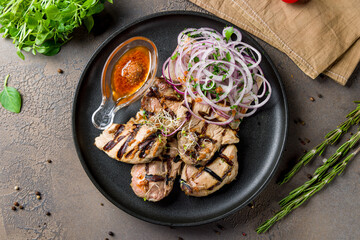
[111,46,150,101]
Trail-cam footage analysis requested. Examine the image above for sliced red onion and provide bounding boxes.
[161,27,272,124]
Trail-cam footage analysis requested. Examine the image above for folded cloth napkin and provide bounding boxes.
[189,0,360,85]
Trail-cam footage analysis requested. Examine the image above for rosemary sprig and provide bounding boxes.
[279,102,360,184]
[257,146,360,234]
[279,129,360,206]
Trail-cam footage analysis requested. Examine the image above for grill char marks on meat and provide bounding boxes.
[180,144,238,197]
[141,77,182,117]
[130,138,183,202]
[145,174,165,182]
[177,100,239,166]
[117,124,141,159]
[120,124,167,163]
[102,124,126,151]
[138,130,161,158]
[95,116,167,164]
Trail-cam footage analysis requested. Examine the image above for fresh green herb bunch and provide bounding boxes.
[279,102,360,184]
[279,130,360,207]
[0,0,112,59]
[257,144,360,234]
[256,101,360,234]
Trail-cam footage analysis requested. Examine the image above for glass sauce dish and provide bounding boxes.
[92,37,158,130]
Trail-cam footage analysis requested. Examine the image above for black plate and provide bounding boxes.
[72,11,288,226]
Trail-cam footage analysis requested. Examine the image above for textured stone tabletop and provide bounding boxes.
[1,1,359,239]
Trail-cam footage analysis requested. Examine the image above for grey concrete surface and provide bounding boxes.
[1,1,359,239]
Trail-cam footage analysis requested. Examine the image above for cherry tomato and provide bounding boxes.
[282,0,299,3]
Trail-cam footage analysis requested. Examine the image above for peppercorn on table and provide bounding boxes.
[0,1,360,239]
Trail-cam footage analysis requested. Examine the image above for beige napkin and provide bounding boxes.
[189,0,360,85]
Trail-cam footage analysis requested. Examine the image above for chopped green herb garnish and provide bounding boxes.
[171,52,179,60]
[226,52,231,61]
[237,87,244,93]
[194,56,199,63]
[225,27,234,42]
[212,65,220,75]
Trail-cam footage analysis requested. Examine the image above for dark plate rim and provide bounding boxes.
[72,10,288,227]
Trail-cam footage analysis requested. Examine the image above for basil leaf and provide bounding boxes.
[16,49,25,60]
[84,16,94,32]
[0,75,22,113]
[87,3,104,16]
[45,5,62,21]
[37,41,61,56]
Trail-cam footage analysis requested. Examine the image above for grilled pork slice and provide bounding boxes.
[94,117,167,164]
[141,77,183,117]
[130,138,182,201]
[180,144,238,197]
[177,100,239,166]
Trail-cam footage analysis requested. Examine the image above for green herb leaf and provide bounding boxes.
[194,56,199,63]
[36,41,61,56]
[45,5,62,21]
[16,49,25,60]
[225,27,234,42]
[84,16,94,32]
[226,52,231,61]
[171,52,179,60]
[87,3,105,16]
[0,75,22,113]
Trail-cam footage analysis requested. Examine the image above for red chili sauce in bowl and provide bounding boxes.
[111,46,150,102]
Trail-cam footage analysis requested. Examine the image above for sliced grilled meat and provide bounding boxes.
[180,144,238,197]
[130,138,182,201]
[141,77,182,117]
[177,101,239,166]
[94,117,167,164]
